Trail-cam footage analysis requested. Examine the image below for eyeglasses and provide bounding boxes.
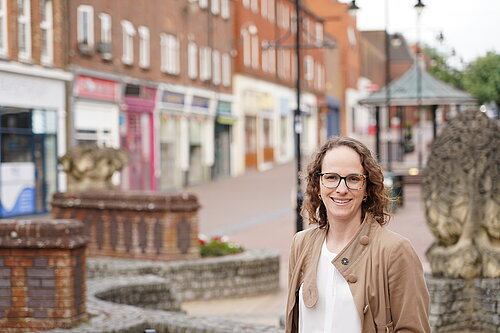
[318,172,367,190]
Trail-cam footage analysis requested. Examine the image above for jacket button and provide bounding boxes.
[360,236,369,245]
[347,275,357,283]
[341,257,349,265]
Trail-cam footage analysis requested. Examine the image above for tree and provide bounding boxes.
[463,52,500,110]
[424,46,464,89]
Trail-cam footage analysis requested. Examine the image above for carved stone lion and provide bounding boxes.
[423,110,499,279]
[59,145,128,192]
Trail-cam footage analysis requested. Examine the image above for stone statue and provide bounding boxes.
[423,110,499,279]
[59,145,128,192]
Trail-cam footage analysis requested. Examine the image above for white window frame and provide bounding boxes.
[267,0,275,22]
[99,13,111,43]
[139,26,150,68]
[211,0,220,15]
[222,52,231,87]
[199,0,208,9]
[221,0,230,19]
[315,22,323,44]
[251,34,259,69]
[212,50,221,85]
[261,40,268,73]
[282,4,289,29]
[242,0,250,9]
[261,0,267,18]
[188,41,198,79]
[161,33,180,75]
[242,29,250,67]
[77,5,94,46]
[17,0,32,60]
[304,55,314,81]
[268,48,275,74]
[121,20,135,65]
[0,0,7,56]
[251,0,258,13]
[199,46,212,81]
[40,0,53,65]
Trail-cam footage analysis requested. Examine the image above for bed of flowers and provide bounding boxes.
[198,234,244,257]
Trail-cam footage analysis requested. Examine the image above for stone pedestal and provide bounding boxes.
[51,191,200,261]
[426,275,500,333]
[0,219,88,332]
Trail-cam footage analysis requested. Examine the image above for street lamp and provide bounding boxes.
[414,0,425,170]
[291,0,357,232]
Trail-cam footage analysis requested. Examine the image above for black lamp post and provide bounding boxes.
[293,0,358,232]
[414,0,425,171]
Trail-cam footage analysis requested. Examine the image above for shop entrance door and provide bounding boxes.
[125,112,154,190]
[33,134,46,213]
[214,123,231,178]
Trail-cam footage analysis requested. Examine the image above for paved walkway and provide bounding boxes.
[183,161,434,327]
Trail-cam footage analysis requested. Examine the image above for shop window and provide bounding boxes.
[212,50,221,85]
[161,33,180,75]
[199,46,212,81]
[139,26,150,68]
[0,0,7,56]
[77,5,94,50]
[121,20,135,65]
[17,0,32,60]
[188,41,198,79]
[222,53,231,87]
[97,13,112,60]
[211,0,219,15]
[40,0,53,65]
[221,0,230,19]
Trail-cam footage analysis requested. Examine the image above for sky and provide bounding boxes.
[353,0,500,67]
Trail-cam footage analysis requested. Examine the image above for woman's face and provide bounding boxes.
[319,146,367,225]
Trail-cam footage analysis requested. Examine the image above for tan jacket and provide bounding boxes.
[285,215,431,333]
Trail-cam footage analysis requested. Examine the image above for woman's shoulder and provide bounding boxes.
[293,226,324,246]
[375,226,415,251]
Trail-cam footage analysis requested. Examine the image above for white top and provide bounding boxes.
[298,239,362,333]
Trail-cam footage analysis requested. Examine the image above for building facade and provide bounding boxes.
[233,0,326,174]
[0,0,70,217]
[67,0,234,190]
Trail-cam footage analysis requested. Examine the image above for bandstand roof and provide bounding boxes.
[359,65,477,106]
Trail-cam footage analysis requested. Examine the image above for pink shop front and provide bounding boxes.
[120,83,157,191]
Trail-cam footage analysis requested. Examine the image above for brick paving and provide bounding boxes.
[183,159,435,327]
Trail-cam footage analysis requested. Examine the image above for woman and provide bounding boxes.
[285,136,430,333]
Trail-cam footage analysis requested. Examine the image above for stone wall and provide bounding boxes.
[427,275,500,333]
[88,248,280,301]
[0,219,88,333]
[42,249,282,333]
[51,191,200,261]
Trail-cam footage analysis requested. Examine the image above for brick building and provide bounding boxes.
[67,0,235,190]
[0,0,71,218]
[233,0,326,174]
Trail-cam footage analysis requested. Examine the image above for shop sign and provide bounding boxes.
[0,163,35,217]
[161,91,185,106]
[75,75,118,101]
[192,96,210,109]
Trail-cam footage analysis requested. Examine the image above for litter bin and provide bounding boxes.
[383,172,404,212]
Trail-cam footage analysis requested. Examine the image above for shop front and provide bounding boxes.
[121,83,157,191]
[214,98,236,179]
[0,69,69,217]
[157,88,185,191]
[73,74,120,147]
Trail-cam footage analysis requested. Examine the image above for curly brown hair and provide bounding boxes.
[301,136,391,227]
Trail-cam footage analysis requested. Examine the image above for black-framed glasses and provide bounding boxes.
[318,172,366,190]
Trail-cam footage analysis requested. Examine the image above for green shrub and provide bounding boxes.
[199,237,244,257]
